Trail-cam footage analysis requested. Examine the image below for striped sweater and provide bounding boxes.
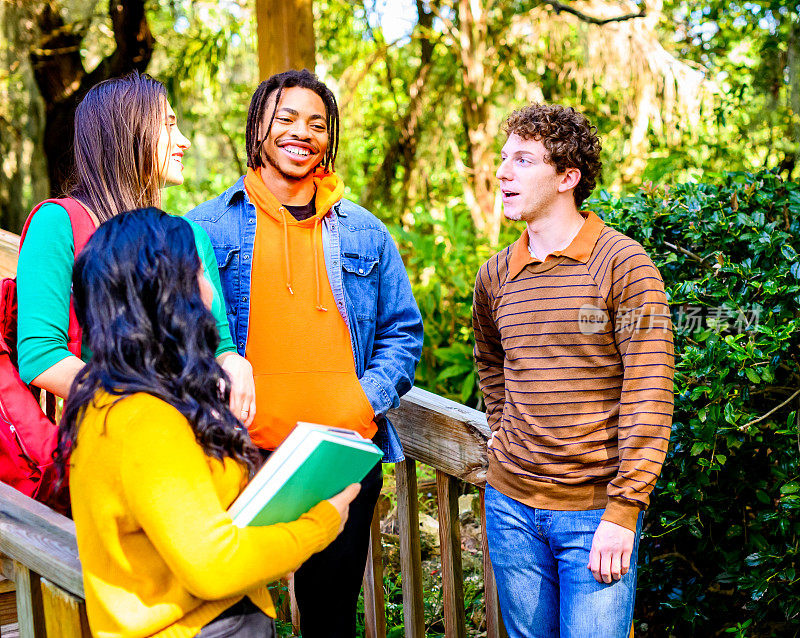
[472,211,674,531]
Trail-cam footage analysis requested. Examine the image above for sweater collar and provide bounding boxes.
[507,211,605,280]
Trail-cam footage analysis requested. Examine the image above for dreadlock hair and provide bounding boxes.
[245,69,339,172]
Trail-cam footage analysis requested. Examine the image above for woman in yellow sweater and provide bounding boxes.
[54,209,359,638]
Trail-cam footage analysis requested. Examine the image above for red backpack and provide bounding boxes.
[0,198,95,513]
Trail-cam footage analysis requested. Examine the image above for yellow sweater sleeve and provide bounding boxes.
[116,396,341,600]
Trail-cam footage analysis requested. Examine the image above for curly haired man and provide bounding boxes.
[472,104,674,637]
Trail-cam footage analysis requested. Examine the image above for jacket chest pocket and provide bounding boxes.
[342,253,379,321]
[214,246,240,315]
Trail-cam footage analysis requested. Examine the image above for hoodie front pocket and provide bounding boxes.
[342,254,379,320]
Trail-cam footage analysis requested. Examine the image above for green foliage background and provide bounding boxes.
[594,172,800,635]
[3,0,799,634]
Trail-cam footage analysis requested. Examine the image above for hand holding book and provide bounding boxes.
[327,483,361,534]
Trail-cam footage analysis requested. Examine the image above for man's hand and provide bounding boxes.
[588,519,636,584]
[217,353,256,427]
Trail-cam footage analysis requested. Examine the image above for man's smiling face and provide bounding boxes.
[259,86,329,183]
[496,134,561,223]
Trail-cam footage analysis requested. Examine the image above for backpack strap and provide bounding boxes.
[20,198,97,359]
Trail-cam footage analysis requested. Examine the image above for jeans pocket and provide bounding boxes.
[195,614,247,638]
[195,601,274,638]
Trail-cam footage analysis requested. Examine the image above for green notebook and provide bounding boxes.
[229,422,383,527]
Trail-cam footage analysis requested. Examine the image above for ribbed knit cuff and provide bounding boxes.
[601,498,643,532]
[302,499,342,552]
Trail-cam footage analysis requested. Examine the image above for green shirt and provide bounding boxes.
[16,203,236,384]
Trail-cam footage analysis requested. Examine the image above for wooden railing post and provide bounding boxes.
[12,562,44,638]
[288,574,300,635]
[362,503,386,638]
[436,470,466,638]
[40,578,90,637]
[396,459,425,637]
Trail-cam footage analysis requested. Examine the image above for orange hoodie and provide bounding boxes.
[243,168,377,450]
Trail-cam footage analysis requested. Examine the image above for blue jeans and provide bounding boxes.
[485,485,643,638]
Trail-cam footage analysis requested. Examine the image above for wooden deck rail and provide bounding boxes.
[0,230,506,637]
[376,386,507,638]
[0,229,20,278]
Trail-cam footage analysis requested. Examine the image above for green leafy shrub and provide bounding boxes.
[592,171,800,636]
[393,202,515,406]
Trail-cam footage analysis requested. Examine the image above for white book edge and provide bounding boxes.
[228,424,314,520]
[232,442,315,527]
[296,421,370,442]
[228,422,382,527]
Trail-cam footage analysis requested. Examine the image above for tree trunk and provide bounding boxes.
[361,0,435,211]
[456,0,502,244]
[255,0,315,80]
[787,18,800,181]
[30,0,154,195]
[0,1,49,233]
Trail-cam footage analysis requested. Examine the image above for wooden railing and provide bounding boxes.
[0,228,19,278]
[0,231,506,637]
[369,387,506,638]
[0,483,88,636]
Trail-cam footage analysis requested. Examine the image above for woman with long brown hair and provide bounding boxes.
[16,71,256,423]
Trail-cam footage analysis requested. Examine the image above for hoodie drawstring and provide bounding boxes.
[279,208,294,296]
[313,217,328,312]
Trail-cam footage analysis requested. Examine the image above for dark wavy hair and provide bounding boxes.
[503,103,602,207]
[245,68,339,172]
[54,209,260,479]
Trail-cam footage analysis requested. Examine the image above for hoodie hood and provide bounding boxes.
[244,167,344,225]
[244,167,345,310]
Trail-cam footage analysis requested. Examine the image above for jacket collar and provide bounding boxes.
[225,173,347,217]
[224,175,248,207]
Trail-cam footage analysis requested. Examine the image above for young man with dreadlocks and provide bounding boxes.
[472,104,674,636]
[187,69,423,637]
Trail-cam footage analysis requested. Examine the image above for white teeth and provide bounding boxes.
[284,146,310,157]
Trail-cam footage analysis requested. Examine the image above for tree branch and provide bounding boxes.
[543,0,645,25]
[740,388,800,430]
[426,0,460,41]
[217,121,244,177]
[83,0,154,89]
[650,551,703,578]
[663,241,712,268]
[361,0,437,209]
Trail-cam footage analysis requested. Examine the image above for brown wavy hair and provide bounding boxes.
[68,72,167,223]
[503,104,602,207]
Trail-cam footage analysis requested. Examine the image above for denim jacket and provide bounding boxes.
[186,176,423,462]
